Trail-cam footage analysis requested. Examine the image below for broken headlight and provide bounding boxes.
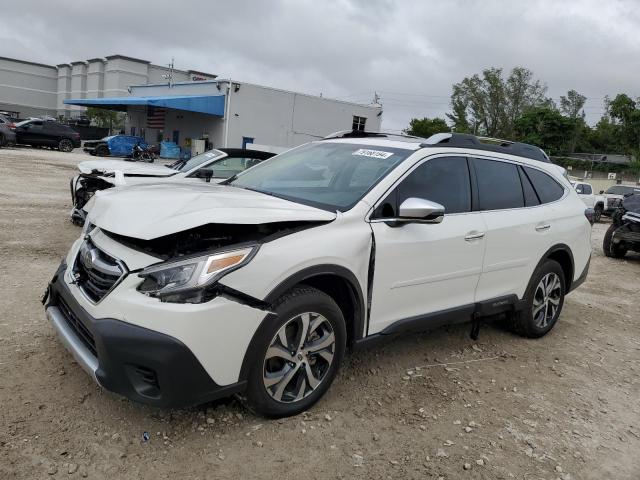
[137,246,257,299]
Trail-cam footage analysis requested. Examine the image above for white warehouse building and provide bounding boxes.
[1,54,382,151]
[65,79,382,151]
[0,55,216,119]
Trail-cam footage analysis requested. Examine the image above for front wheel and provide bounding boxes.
[95,145,109,157]
[244,286,346,417]
[512,259,565,338]
[603,224,627,258]
[58,138,74,152]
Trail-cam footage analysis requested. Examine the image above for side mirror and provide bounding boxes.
[599,190,604,194]
[398,198,445,223]
[195,168,214,182]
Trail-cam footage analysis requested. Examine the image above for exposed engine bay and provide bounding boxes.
[101,221,326,260]
[70,173,115,225]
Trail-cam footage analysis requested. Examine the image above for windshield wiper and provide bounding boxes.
[221,174,237,185]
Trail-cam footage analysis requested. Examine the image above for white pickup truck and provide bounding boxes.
[571,181,604,221]
[571,181,640,222]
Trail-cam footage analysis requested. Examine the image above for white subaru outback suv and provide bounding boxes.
[44,132,591,417]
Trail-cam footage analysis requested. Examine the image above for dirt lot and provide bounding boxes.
[1,146,639,480]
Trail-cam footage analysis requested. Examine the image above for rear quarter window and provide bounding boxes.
[474,158,524,210]
[523,167,565,204]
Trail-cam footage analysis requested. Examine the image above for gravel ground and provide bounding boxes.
[1,146,639,479]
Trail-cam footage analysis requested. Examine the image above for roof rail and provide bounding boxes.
[421,133,550,163]
[323,130,427,142]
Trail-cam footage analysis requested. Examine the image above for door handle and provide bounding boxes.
[464,231,485,241]
[535,224,551,231]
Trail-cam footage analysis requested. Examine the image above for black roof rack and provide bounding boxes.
[421,133,550,163]
[323,130,427,143]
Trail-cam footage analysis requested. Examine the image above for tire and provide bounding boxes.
[95,145,109,157]
[603,224,627,258]
[244,286,346,417]
[58,138,74,152]
[512,259,565,338]
[594,205,603,222]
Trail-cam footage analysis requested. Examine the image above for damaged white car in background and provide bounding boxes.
[70,148,275,225]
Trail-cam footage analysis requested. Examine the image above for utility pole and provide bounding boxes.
[162,58,175,88]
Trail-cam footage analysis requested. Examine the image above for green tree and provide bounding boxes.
[585,116,623,153]
[86,107,125,130]
[404,117,449,138]
[559,89,587,153]
[447,66,549,138]
[514,107,573,155]
[607,93,640,153]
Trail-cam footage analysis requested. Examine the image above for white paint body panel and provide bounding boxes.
[367,213,486,333]
[85,183,336,239]
[78,160,178,176]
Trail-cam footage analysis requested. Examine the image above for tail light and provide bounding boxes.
[584,208,595,225]
[8,123,16,130]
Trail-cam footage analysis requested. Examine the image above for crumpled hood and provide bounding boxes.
[87,183,336,240]
[78,160,178,177]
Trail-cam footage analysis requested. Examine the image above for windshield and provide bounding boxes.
[168,150,225,172]
[15,120,33,127]
[229,142,412,211]
[606,185,640,195]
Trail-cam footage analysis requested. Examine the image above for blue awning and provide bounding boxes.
[64,94,225,116]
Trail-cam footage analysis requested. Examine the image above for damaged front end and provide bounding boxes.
[70,173,115,226]
[101,221,326,304]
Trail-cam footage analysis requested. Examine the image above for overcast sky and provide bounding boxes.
[2,0,639,131]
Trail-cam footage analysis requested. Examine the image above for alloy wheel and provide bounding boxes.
[59,139,73,152]
[263,312,335,403]
[532,272,562,328]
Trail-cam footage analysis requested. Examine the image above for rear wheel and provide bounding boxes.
[244,286,346,417]
[58,138,74,152]
[594,204,603,222]
[603,224,627,258]
[512,259,565,338]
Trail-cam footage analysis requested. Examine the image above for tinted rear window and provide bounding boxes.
[524,167,565,204]
[475,158,524,210]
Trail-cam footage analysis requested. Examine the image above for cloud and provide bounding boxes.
[1,0,639,130]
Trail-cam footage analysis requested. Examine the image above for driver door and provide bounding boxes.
[368,156,486,334]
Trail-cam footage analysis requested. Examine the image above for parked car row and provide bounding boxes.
[43,131,592,417]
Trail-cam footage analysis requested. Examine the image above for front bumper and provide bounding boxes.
[44,263,247,408]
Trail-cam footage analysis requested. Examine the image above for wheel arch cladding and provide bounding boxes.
[543,244,574,290]
[239,265,365,382]
[263,265,365,346]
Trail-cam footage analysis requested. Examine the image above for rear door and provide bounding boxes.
[368,155,487,334]
[474,158,566,301]
[42,123,62,146]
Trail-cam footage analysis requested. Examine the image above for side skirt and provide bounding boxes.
[353,294,521,350]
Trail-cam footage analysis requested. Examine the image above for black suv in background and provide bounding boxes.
[13,119,81,152]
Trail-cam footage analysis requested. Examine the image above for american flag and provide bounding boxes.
[147,106,166,129]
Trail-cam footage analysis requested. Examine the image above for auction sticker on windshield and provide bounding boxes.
[352,149,394,159]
